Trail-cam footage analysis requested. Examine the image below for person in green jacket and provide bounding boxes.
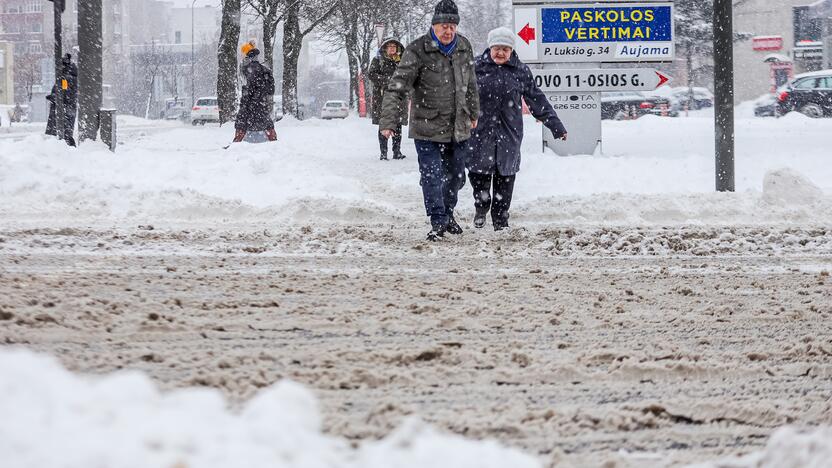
[379,0,480,242]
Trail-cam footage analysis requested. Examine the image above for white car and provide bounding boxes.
[320,100,349,119]
[191,97,220,125]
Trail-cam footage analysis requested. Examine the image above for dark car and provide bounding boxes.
[670,87,714,110]
[754,93,778,117]
[777,70,832,118]
[601,92,678,120]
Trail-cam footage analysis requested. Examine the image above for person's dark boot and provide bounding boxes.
[446,215,463,235]
[392,134,405,159]
[493,221,509,231]
[426,224,446,242]
[232,129,246,142]
[380,151,389,161]
[474,209,487,229]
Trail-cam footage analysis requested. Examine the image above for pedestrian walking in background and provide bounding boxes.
[466,27,567,231]
[233,43,277,143]
[45,54,78,147]
[379,0,480,242]
[369,38,408,161]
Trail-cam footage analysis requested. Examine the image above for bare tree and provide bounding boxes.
[218,0,242,124]
[281,0,340,117]
[131,43,166,119]
[318,0,435,109]
[13,53,42,104]
[458,0,510,52]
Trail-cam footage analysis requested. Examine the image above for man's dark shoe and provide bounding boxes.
[392,152,406,160]
[379,152,389,161]
[446,216,463,235]
[493,222,509,232]
[426,229,445,242]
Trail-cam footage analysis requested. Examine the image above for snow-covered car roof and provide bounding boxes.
[792,69,832,80]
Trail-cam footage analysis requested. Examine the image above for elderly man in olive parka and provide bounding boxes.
[379,0,480,241]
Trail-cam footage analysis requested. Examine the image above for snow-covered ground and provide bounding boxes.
[1,349,830,468]
[1,112,831,228]
[1,113,831,467]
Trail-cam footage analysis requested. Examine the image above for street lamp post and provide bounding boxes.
[191,0,197,109]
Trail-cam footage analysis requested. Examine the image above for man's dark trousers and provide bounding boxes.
[415,139,467,229]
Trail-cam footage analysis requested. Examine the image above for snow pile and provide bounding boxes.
[1,115,832,228]
[688,426,832,468]
[763,168,824,205]
[0,349,541,468]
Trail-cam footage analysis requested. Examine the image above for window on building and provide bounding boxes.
[28,42,41,54]
[175,31,182,44]
[32,23,42,33]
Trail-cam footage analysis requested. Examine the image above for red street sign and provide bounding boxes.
[752,36,783,51]
[518,23,536,44]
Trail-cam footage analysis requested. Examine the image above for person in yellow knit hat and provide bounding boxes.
[233,40,277,143]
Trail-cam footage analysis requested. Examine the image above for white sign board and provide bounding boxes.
[545,91,601,156]
[533,68,671,92]
[514,2,675,63]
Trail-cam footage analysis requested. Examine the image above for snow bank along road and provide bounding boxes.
[1,114,832,467]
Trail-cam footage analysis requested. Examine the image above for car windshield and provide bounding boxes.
[326,102,344,108]
[197,99,217,106]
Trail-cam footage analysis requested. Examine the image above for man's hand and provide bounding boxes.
[471,119,478,129]
[560,133,568,141]
[380,129,396,139]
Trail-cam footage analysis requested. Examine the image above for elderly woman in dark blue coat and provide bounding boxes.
[467,27,567,230]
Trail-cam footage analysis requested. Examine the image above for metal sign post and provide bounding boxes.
[713,0,735,192]
[513,0,675,156]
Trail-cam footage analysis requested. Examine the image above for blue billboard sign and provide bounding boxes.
[541,6,673,43]
[513,2,676,63]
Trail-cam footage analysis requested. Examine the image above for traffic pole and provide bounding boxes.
[53,0,65,142]
[78,0,103,142]
[713,0,735,192]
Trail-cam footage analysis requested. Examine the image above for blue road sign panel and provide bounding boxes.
[541,6,673,43]
[513,2,675,63]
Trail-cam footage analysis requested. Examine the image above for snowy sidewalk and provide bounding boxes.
[1,113,831,229]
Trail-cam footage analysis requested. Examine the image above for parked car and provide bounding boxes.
[601,92,677,120]
[670,87,714,110]
[777,69,832,118]
[191,97,219,125]
[165,105,190,122]
[753,93,778,117]
[320,100,349,120]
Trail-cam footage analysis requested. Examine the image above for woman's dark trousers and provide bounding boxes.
[469,171,517,227]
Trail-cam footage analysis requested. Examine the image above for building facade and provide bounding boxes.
[732,0,821,102]
[0,40,14,105]
[808,0,832,69]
